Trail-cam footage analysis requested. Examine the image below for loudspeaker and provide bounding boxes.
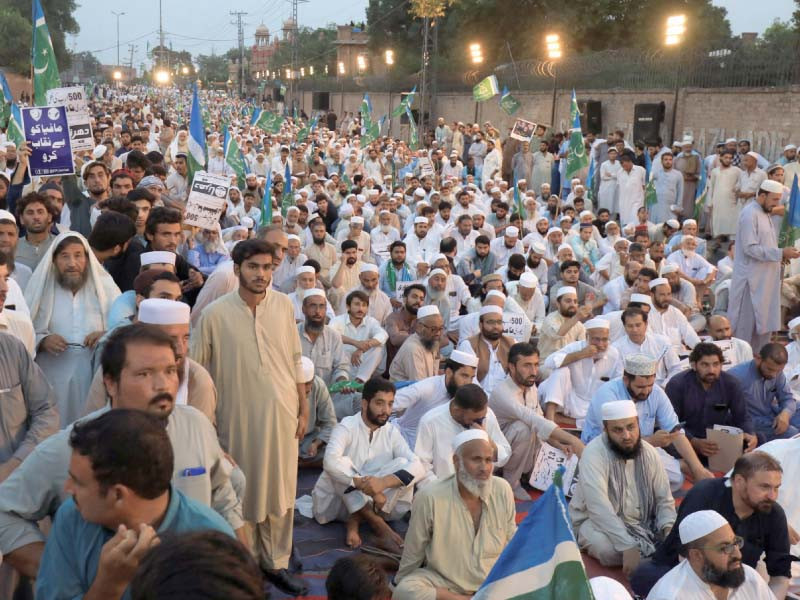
[579,100,602,134]
[312,92,330,111]
[633,102,666,145]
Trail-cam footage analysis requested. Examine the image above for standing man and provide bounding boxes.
[730,180,800,352]
[190,239,309,596]
[616,153,647,227]
[651,152,683,225]
[706,150,742,239]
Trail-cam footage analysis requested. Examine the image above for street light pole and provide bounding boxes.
[665,14,687,142]
[469,43,483,125]
[111,11,125,67]
[385,49,394,136]
[545,34,562,128]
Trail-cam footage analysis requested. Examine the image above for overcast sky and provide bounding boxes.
[69,0,795,69]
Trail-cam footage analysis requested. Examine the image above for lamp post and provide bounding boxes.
[469,43,483,123]
[338,62,345,116]
[666,14,686,142]
[111,11,125,67]
[385,49,394,135]
[545,34,562,128]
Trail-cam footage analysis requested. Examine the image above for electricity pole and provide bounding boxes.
[111,11,125,67]
[158,0,164,69]
[286,0,307,115]
[231,10,248,98]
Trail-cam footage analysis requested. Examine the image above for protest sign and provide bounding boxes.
[530,442,579,497]
[46,86,94,151]
[503,313,529,342]
[183,171,231,229]
[510,118,537,142]
[417,157,435,178]
[22,105,75,176]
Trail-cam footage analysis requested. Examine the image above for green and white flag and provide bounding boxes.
[32,0,61,106]
[223,126,247,189]
[565,90,589,180]
[391,85,416,118]
[254,110,284,134]
[6,104,25,149]
[406,106,418,150]
[499,86,521,116]
[473,75,499,102]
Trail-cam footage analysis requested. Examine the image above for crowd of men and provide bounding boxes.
[0,83,799,599]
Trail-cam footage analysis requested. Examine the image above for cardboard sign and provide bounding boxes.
[510,118,537,142]
[183,171,231,230]
[417,157,435,178]
[529,442,579,497]
[46,87,94,152]
[22,106,75,176]
[503,312,528,341]
[706,425,744,473]
[394,279,419,301]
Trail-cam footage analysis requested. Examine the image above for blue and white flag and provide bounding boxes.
[474,474,593,599]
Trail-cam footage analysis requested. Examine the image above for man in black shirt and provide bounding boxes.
[630,451,792,598]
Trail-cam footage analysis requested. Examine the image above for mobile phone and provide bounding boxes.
[670,421,686,433]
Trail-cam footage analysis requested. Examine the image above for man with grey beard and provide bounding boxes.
[393,429,516,600]
[425,268,451,332]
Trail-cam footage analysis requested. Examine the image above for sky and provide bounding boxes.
[69,0,795,69]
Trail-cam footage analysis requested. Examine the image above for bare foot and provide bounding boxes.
[363,510,404,549]
[345,515,362,548]
[372,491,387,512]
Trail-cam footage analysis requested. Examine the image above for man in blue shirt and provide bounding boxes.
[36,410,233,600]
[666,342,757,462]
[729,343,798,443]
[582,353,713,491]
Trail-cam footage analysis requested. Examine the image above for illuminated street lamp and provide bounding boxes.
[338,61,345,75]
[469,43,483,64]
[545,34,562,127]
[385,49,394,66]
[112,70,122,81]
[357,54,367,73]
[300,67,305,77]
[666,14,687,141]
[154,69,170,84]
[181,66,189,75]
[309,65,314,76]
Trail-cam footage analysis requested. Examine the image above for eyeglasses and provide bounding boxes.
[421,324,444,334]
[700,536,744,555]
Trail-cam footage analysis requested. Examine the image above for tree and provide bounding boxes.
[196,53,231,83]
[760,19,799,48]
[10,0,79,70]
[0,7,32,75]
[150,45,193,70]
[268,26,337,74]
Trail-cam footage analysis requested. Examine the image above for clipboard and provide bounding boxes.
[706,426,743,473]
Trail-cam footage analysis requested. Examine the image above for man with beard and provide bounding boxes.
[637,454,790,599]
[190,239,309,596]
[541,318,621,428]
[583,353,713,492]
[305,220,338,288]
[25,233,121,426]
[510,271,546,334]
[384,283,426,373]
[457,305,515,395]
[298,288,350,386]
[60,161,111,237]
[415,384,511,486]
[389,305,442,382]
[405,216,440,269]
[666,343,757,461]
[392,350,479,448]
[0,323,244,580]
[548,259,603,310]
[313,377,424,551]
[329,239,363,314]
[661,262,706,333]
[288,265,335,322]
[451,214,479,257]
[145,207,205,299]
[188,226,230,277]
[603,260,641,314]
[355,263,392,326]
[15,192,57,271]
[393,431,516,600]
[646,511,777,600]
[489,225,523,268]
[330,290,388,390]
[707,314,753,369]
[0,251,34,353]
[648,277,701,355]
[612,307,681,388]
[379,241,415,309]
[425,268,451,332]
[0,209,32,293]
[569,399,676,574]
[537,286,591,361]
[456,234,496,287]
[490,343,585,500]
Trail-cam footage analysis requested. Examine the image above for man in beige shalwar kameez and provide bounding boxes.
[190,239,309,596]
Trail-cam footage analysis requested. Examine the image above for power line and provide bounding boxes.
[231,10,248,97]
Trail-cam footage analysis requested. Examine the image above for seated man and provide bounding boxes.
[633,452,792,599]
[392,350,478,448]
[415,384,511,486]
[665,234,716,302]
[537,286,590,362]
[666,342,757,463]
[582,354,714,491]
[36,409,234,598]
[541,317,621,428]
[326,555,391,600]
[389,305,442,382]
[312,378,424,550]
[298,288,350,387]
[647,277,700,356]
[384,283,426,375]
[298,356,337,468]
[661,262,706,333]
[612,307,681,387]
[490,342,585,499]
[456,305,515,395]
[706,314,753,370]
[569,400,676,575]
[646,510,776,600]
[729,343,798,443]
[288,265,335,323]
[393,430,516,600]
[330,290,388,386]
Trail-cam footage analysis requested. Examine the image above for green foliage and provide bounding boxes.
[0,7,32,75]
[9,0,78,71]
[268,26,337,73]
[196,53,230,83]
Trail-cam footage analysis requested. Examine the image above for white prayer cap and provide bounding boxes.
[293,194,303,202]
[547,227,562,236]
[241,216,255,229]
[746,151,759,159]
[379,209,391,216]
[431,253,448,265]
[339,204,354,217]
[589,577,633,600]
[623,223,635,234]
[784,144,797,152]
[648,277,669,290]
[606,220,618,228]
[559,215,572,223]
[350,216,364,225]
[0,209,15,223]
[302,288,326,301]
[92,144,107,159]
[556,286,577,299]
[485,290,506,300]
[724,137,737,144]
[557,243,573,253]
[680,137,693,146]
[307,212,320,222]
[531,242,546,255]
[140,251,176,267]
[788,316,800,331]
[679,510,729,545]
[287,205,300,213]
[671,140,681,147]
[367,189,379,197]
[417,305,440,319]
[505,226,519,238]
[428,268,447,279]
[295,265,315,277]
[414,188,426,197]
[414,216,428,225]
[517,178,526,184]
[138,299,190,326]
[760,179,784,194]
[629,293,652,306]
[624,353,657,376]
[480,305,503,317]
[660,263,679,275]
[571,177,581,185]
[356,194,367,204]
[287,234,301,242]
[359,263,378,274]
[683,218,697,226]
[449,349,479,368]
[519,273,538,288]
[601,400,638,421]
[452,428,490,451]
[298,356,315,383]
[665,219,680,229]
[579,210,593,218]
[584,318,610,330]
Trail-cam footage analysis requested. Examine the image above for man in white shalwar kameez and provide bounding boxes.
[312,377,424,550]
[25,232,120,426]
[616,154,647,227]
[651,152,683,225]
[706,150,742,238]
[730,180,800,352]
[598,148,622,216]
[647,510,776,600]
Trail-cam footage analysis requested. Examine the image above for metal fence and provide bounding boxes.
[295,43,800,94]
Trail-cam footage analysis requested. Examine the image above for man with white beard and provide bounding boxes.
[393,430,516,600]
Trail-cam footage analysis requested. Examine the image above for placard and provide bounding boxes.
[183,171,231,230]
[529,442,579,497]
[503,312,528,341]
[510,118,537,143]
[706,426,744,473]
[46,87,94,152]
[22,106,75,177]
[394,279,419,301]
[417,157,435,179]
